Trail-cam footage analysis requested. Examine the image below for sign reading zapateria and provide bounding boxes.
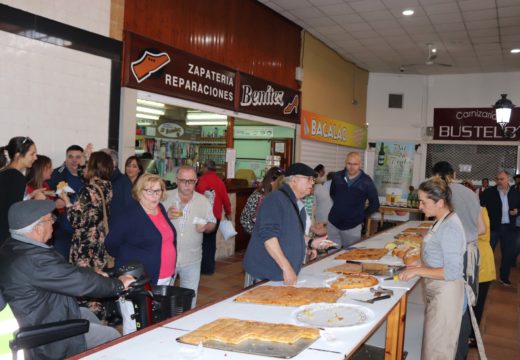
[237,73,300,124]
[123,32,236,110]
[433,108,520,141]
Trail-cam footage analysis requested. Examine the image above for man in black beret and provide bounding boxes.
[244,163,332,285]
[0,200,135,360]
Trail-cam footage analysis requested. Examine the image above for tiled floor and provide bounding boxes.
[196,250,519,359]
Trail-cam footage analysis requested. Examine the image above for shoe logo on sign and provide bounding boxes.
[131,51,171,83]
[283,95,299,115]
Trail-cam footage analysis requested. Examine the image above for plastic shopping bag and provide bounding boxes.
[219,219,237,241]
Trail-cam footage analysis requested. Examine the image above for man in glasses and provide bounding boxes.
[163,166,216,307]
[244,163,332,285]
[0,200,135,359]
[195,160,232,274]
[328,152,379,248]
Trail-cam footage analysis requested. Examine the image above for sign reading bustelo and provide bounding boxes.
[300,110,367,149]
[434,108,520,141]
[237,73,300,124]
[123,32,236,110]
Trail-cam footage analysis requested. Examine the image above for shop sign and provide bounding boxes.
[300,110,367,149]
[433,108,520,141]
[234,126,274,139]
[123,32,236,110]
[237,73,300,123]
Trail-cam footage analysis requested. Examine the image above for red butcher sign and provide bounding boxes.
[433,108,520,141]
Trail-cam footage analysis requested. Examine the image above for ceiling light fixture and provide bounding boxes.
[493,94,516,137]
[402,9,414,16]
[186,120,228,126]
[136,113,160,120]
[136,106,165,115]
[137,99,165,108]
[511,48,520,54]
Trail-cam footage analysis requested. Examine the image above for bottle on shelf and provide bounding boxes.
[377,142,385,166]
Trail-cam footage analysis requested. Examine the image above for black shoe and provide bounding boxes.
[499,278,512,286]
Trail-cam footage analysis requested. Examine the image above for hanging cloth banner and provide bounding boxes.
[373,141,415,204]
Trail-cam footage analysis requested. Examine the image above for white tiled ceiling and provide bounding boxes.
[258,0,520,74]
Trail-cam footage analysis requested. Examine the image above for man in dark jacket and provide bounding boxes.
[48,144,88,260]
[328,152,379,248]
[480,170,520,286]
[244,163,332,285]
[0,200,135,360]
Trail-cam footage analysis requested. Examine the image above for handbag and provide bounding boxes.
[219,219,237,241]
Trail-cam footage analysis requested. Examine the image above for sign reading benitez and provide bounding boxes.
[434,108,520,141]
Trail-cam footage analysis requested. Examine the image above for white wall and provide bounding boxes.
[1,0,111,36]
[0,1,112,167]
[366,71,520,183]
[368,71,520,142]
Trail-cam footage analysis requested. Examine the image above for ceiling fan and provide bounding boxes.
[400,43,452,72]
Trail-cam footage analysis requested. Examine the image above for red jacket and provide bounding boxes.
[196,171,231,220]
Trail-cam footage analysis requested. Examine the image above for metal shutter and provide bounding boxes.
[300,139,365,173]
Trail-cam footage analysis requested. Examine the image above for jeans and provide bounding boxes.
[201,221,220,274]
[326,222,362,248]
[173,261,202,308]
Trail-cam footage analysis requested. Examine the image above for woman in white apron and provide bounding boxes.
[399,176,466,360]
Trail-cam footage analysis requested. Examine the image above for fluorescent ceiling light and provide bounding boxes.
[186,112,227,120]
[186,120,228,126]
[402,9,414,16]
[137,99,165,108]
[511,48,520,54]
[136,106,165,115]
[136,113,160,120]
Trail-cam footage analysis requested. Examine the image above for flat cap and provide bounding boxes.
[8,200,55,230]
[285,163,316,177]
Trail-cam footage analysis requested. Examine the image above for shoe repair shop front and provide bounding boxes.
[120,32,301,256]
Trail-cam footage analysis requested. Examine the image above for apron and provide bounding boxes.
[421,212,464,360]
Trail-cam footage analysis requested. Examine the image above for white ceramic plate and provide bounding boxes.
[294,303,375,328]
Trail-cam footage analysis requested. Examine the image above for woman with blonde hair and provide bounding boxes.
[106,173,177,286]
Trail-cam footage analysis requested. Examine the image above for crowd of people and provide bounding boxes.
[0,135,518,359]
[0,136,230,357]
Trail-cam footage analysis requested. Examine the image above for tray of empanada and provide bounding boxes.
[177,318,319,358]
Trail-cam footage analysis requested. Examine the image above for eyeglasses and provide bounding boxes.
[143,188,163,196]
[177,179,197,185]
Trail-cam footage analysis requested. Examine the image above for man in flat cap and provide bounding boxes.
[244,163,332,285]
[0,200,135,360]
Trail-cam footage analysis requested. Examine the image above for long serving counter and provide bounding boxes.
[71,221,427,360]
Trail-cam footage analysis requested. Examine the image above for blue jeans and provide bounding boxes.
[173,261,202,308]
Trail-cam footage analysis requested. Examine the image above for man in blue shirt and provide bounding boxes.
[48,144,89,259]
[328,152,379,248]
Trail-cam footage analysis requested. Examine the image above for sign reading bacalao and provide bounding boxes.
[123,32,236,110]
[434,108,520,141]
[300,110,367,149]
[238,73,300,124]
